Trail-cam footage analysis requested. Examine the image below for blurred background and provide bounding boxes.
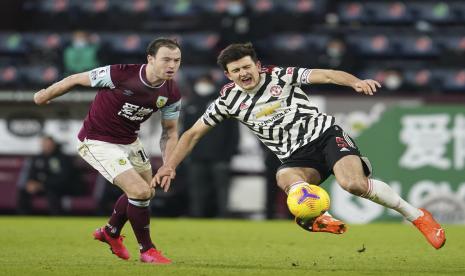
[0,0,463,223]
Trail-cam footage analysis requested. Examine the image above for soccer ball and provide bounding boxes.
[287,184,330,221]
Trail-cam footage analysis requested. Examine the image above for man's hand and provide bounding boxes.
[26,180,43,194]
[151,165,176,192]
[33,89,50,105]
[352,79,381,95]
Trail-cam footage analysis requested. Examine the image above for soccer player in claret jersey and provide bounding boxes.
[154,42,446,250]
[34,38,182,264]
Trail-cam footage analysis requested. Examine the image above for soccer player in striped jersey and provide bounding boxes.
[34,38,182,264]
[153,43,445,249]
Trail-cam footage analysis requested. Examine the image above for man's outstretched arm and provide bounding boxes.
[34,72,90,105]
[152,118,212,191]
[307,69,381,95]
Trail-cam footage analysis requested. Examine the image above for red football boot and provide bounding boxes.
[412,208,446,249]
[140,248,172,264]
[93,227,130,260]
[296,214,347,234]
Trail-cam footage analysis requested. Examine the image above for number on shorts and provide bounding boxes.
[138,149,148,162]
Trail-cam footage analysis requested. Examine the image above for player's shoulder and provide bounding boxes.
[219,81,236,97]
[261,65,289,76]
[111,63,143,72]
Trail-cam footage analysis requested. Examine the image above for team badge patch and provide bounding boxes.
[156,96,168,108]
[270,85,283,97]
[118,159,127,165]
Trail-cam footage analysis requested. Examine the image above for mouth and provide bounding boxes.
[241,76,253,86]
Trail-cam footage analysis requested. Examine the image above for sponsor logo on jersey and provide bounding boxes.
[156,96,168,108]
[255,101,283,118]
[286,67,295,75]
[269,85,283,97]
[90,70,97,81]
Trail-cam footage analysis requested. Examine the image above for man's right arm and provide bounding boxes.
[153,118,213,191]
[33,72,91,105]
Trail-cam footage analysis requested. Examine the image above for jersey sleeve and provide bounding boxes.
[160,81,182,120]
[88,65,115,88]
[201,98,229,127]
[160,100,181,120]
[276,66,312,86]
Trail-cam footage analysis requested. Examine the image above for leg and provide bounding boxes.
[114,169,154,253]
[187,162,210,217]
[333,155,445,249]
[17,189,33,215]
[212,161,231,218]
[105,169,153,239]
[276,167,321,193]
[276,167,346,234]
[333,155,422,218]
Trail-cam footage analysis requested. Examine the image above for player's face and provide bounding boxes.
[225,56,261,91]
[148,46,181,80]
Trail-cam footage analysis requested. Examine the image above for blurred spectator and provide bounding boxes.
[16,136,82,215]
[382,69,404,91]
[218,0,252,48]
[318,36,357,72]
[182,75,239,218]
[63,30,100,76]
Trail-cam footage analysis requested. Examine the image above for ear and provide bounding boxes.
[224,71,233,81]
[257,60,261,70]
[147,55,154,63]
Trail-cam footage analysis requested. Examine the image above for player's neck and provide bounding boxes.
[145,64,164,86]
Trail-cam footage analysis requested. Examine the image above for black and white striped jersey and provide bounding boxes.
[202,66,335,160]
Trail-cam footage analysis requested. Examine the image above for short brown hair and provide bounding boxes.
[217,42,258,71]
[146,38,180,57]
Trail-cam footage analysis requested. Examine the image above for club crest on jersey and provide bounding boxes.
[239,102,249,110]
[270,85,283,97]
[156,96,168,108]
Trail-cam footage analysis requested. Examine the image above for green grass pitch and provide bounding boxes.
[0,217,464,275]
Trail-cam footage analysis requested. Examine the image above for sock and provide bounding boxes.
[127,198,155,253]
[362,178,423,221]
[285,181,308,195]
[105,194,128,238]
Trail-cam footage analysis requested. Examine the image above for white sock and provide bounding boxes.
[362,178,423,221]
[285,181,308,195]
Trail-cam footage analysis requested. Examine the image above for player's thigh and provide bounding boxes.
[275,167,321,191]
[114,168,152,199]
[333,155,367,195]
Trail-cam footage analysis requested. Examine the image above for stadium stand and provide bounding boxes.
[5,0,462,93]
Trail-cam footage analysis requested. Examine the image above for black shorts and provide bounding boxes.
[278,125,371,183]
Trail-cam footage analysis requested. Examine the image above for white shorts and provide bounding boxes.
[77,138,152,183]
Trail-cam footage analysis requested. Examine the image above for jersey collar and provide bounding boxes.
[140,64,166,89]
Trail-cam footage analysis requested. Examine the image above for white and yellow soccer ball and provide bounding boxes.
[287,184,330,221]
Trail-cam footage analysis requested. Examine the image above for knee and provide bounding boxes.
[338,177,367,196]
[129,184,152,200]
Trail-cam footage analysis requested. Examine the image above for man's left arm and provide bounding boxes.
[307,69,381,95]
[159,118,179,164]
